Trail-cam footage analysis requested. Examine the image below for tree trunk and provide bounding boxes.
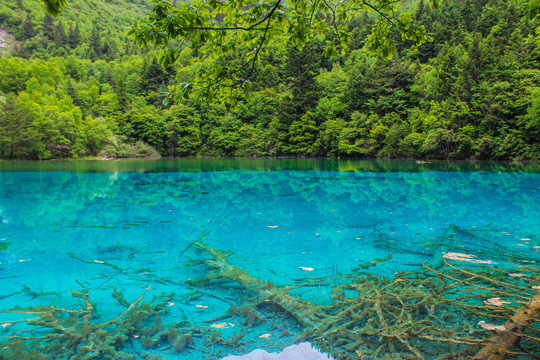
[473,291,540,360]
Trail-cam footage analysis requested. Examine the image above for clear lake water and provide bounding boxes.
[0,158,538,359]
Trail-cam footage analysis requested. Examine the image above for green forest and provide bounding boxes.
[0,0,539,160]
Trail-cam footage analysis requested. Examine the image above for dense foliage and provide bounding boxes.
[127,0,435,104]
[0,0,539,160]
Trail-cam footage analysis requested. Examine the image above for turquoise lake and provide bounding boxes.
[0,158,539,359]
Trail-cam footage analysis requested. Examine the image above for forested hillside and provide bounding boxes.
[0,0,539,160]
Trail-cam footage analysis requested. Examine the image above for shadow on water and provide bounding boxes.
[0,158,539,173]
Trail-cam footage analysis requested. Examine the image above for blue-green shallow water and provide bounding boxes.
[0,158,539,359]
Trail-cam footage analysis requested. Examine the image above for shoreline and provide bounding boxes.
[1,155,537,164]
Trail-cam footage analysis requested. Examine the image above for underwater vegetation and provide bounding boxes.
[0,285,174,359]
[186,237,540,360]
[0,226,538,360]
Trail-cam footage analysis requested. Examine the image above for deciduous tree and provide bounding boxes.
[38,0,437,103]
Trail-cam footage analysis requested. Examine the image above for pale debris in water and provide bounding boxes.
[484,297,510,306]
[532,286,540,290]
[442,252,494,264]
[259,334,271,339]
[196,304,208,308]
[444,252,475,258]
[508,273,525,277]
[299,266,315,271]
[266,225,279,228]
[478,321,506,332]
[211,322,235,329]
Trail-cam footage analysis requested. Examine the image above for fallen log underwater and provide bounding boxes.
[473,291,540,360]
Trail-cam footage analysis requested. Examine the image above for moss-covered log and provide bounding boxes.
[191,241,329,328]
[472,291,540,360]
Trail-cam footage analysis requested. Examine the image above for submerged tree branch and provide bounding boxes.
[473,291,540,360]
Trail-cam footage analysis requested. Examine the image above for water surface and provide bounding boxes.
[0,159,538,359]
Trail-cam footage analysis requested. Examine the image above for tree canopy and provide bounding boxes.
[39,0,438,103]
[0,0,537,161]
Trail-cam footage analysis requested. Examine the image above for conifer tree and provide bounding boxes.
[89,27,102,59]
[54,20,66,48]
[463,33,483,98]
[434,46,460,100]
[67,23,80,49]
[22,13,36,40]
[42,14,55,40]
[142,57,167,93]
[281,42,321,125]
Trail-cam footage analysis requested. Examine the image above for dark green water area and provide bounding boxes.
[0,158,539,359]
